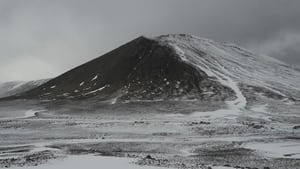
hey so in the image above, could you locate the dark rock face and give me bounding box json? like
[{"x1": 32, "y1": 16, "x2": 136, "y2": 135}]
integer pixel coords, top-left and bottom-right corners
[{"x1": 14, "y1": 36, "x2": 234, "y2": 102}]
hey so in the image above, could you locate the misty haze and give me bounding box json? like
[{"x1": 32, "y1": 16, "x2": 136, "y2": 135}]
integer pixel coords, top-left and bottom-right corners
[{"x1": 0, "y1": 1, "x2": 299, "y2": 169}]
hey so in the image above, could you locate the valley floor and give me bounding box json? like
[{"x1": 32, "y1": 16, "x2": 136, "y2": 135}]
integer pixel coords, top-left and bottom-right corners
[{"x1": 0, "y1": 97, "x2": 299, "y2": 169}]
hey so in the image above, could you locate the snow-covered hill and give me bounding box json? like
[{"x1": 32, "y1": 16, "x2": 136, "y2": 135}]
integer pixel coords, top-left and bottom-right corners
[
  {"x1": 157, "y1": 34, "x2": 300, "y2": 100},
  {"x1": 8, "y1": 34, "x2": 300, "y2": 104},
  {"x1": 0, "y1": 79, "x2": 49, "y2": 98}
]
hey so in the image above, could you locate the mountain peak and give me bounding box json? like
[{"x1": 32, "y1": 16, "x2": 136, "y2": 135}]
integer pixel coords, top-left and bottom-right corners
[
  {"x1": 5, "y1": 34, "x2": 300, "y2": 103},
  {"x1": 10, "y1": 35, "x2": 236, "y2": 102}
]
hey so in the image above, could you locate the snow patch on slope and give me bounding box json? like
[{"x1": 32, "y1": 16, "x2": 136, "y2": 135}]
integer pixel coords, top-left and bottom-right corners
[
  {"x1": 91, "y1": 75, "x2": 98, "y2": 81},
  {"x1": 82, "y1": 85, "x2": 108, "y2": 96},
  {"x1": 79, "y1": 82, "x2": 85, "y2": 86}
]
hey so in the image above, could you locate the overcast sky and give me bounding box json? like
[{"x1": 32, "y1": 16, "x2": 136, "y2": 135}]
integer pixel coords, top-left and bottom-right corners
[{"x1": 1, "y1": 0, "x2": 300, "y2": 82}]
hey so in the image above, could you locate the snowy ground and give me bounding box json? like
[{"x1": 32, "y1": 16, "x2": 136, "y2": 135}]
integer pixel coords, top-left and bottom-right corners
[{"x1": 0, "y1": 94, "x2": 299, "y2": 169}]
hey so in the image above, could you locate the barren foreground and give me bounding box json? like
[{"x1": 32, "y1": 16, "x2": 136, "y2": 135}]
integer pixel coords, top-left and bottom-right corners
[{"x1": 0, "y1": 95, "x2": 299, "y2": 169}]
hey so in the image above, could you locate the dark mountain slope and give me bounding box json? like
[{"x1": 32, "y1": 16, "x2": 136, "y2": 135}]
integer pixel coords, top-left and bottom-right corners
[{"x1": 13, "y1": 36, "x2": 234, "y2": 102}]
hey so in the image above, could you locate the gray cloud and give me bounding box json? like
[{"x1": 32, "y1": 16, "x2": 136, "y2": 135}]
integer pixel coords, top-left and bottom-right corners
[
  {"x1": 246, "y1": 31, "x2": 300, "y2": 65},
  {"x1": 1, "y1": 0, "x2": 300, "y2": 81}
]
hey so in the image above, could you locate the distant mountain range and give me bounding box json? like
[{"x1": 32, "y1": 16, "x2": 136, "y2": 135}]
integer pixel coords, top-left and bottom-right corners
[{"x1": 0, "y1": 79, "x2": 49, "y2": 98}]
